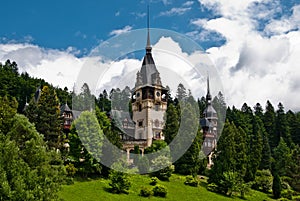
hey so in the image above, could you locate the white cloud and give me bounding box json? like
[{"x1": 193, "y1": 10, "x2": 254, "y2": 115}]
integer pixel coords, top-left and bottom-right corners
[
  {"x1": 109, "y1": 25, "x2": 133, "y2": 36},
  {"x1": 183, "y1": 1, "x2": 194, "y2": 7},
  {"x1": 193, "y1": 1, "x2": 300, "y2": 111},
  {"x1": 159, "y1": 7, "x2": 192, "y2": 16}
]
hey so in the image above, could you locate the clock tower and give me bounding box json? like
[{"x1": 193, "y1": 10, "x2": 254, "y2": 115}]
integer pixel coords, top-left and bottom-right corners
[{"x1": 131, "y1": 27, "x2": 168, "y2": 147}]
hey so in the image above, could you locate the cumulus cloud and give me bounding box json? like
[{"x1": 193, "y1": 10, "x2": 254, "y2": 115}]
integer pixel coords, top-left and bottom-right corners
[
  {"x1": 193, "y1": 0, "x2": 300, "y2": 111},
  {"x1": 109, "y1": 25, "x2": 133, "y2": 36}
]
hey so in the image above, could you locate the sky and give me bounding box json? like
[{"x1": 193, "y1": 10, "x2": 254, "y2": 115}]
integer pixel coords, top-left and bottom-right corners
[{"x1": 0, "y1": 0, "x2": 300, "y2": 111}]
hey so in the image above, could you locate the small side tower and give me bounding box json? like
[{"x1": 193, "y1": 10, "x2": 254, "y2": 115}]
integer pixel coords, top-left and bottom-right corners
[
  {"x1": 131, "y1": 24, "x2": 168, "y2": 147},
  {"x1": 201, "y1": 76, "x2": 218, "y2": 167}
]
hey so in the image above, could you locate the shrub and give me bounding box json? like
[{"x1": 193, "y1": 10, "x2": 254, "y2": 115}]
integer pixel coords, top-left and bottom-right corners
[
  {"x1": 253, "y1": 169, "x2": 273, "y2": 193},
  {"x1": 207, "y1": 183, "x2": 218, "y2": 192},
  {"x1": 150, "y1": 177, "x2": 158, "y2": 186},
  {"x1": 281, "y1": 189, "x2": 293, "y2": 200},
  {"x1": 153, "y1": 184, "x2": 168, "y2": 197},
  {"x1": 139, "y1": 186, "x2": 153, "y2": 197},
  {"x1": 65, "y1": 163, "x2": 77, "y2": 177},
  {"x1": 184, "y1": 175, "x2": 199, "y2": 187},
  {"x1": 108, "y1": 170, "x2": 131, "y2": 194}
]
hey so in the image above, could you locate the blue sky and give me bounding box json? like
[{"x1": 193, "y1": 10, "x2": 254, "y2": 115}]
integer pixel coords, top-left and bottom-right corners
[
  {"x1": 0, "y1": 0, "x2": 300, "y2": 111},
  {"x1": 0, "y1": 0, "x2": 223, "y2": 54}
]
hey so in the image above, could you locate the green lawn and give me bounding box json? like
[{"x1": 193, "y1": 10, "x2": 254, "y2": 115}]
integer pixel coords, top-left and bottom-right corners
[{"x1": 59, "y1": 174, "x2": 274, "y2": 201}]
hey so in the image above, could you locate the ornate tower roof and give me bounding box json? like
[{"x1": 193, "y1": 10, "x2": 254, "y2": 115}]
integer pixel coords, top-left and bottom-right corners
[
  {"x1": 136, "y1": 7, "x2": 161, "y2": 87},
  {"x1": 204, "y1": 75, "x2": 217, "y2": 119}
]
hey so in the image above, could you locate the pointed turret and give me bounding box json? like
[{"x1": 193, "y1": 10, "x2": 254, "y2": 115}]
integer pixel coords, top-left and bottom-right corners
[
  {"x1": 206, "y1": 75, "x2": 212, "y2": 104},
  {"x1": 139, "y1": 6, "x2": 161, "y2": 86}
]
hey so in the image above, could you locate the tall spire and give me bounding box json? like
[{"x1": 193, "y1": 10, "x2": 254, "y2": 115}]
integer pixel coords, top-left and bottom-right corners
[
  {"x1": 146, "y1": 5, "x2": 152, "y2": 54},
  {"x1": 206, "y1": 74, "x2": 212, "y2": 103}
]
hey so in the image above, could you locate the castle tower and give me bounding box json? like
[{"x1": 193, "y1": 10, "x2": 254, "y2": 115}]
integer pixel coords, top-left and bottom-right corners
[
  {"x1": 200, "y1": 76, "x2": 218, "y2": 167},
  {"x1": 131, "y1": 25, "x2": 168, "y2": 147}
]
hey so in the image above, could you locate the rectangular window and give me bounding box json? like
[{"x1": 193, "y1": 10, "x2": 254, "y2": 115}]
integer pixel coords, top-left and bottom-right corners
[{"x1": 138, "y1": 121, "x2": 143, "y2": 127}]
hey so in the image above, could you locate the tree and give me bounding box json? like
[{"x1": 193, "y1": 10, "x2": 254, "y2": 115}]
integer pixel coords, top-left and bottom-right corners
[
  {"x1": 272, "y1": 172, "x2": 281, "y2": 199},
  {"x1": 244, "y1": 116, "x2": 263, "y2": 182},
  {"x1": 263, "y1": 100, "x2": 276, "y2": 150},
  {"x1": 208, "y1": 120, "x2": 247, "y2": 195},
  {"x1": 68, "y1": 111, "x2": 103, "y2": 177},
  {"x1": 272, "y1": 138, "x2": 291, "y2": 176},
  {"x1": 172, "y1": 102, "x2": 201, "y2": 176},
  {"x1": 0, "y1": 114, "x2": 66, "y2": 201},
  {"x1": 253, "y1": 169, "x2": 273, "y2": 193},
  {"x1": 259, "y1": 123, "x2": 272, "y2": 170},
  {"x1": 163, "y1": 103, "x2": 179, "y2": 144},
  {"x1": 176, "y1": 83, "x2": 187, "y2": 101},
  {"x1": 287, "y1": 145, "x2": 300, "y2": 191},
  {"x1": 25, "y1": 85, "x2": 63, "y2": 149},
  {"x1": 275, "y1": 103, "x2": 292, "y2": 147}
]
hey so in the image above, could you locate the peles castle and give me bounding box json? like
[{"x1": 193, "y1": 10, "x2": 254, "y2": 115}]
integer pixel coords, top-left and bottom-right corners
[{"x1": 58, "y1": 27, "x2": 218, "y2": 167}]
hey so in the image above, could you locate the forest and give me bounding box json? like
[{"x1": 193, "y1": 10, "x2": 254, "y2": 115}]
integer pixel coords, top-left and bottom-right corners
[{"x1": 0, "y1": 59, "x2": 300, "y2": 200}]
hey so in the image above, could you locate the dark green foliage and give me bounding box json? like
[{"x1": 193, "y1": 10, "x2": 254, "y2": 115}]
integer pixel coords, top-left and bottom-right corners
[
  {"x1": 272, "y1": 173, "x2": 282, "y2": 199},
  {"x1": 163, "y1": 103, "x2": 179, "y2": 144},
  {"x1": 275, "y1": 103, "x2": 293, "y2": 147},
  {"x1": 0, "y1": 113, "x2": 66, "y2": 201},
  {"x1": 96, "y1": 89, "x2": 111, "y2": 112},
  {"x1": 253, "y1": 169, "x2": 273, "y2": 193},
  {"x1": 259, "y1": 126, "x2": 272, "y2": 170},
  {"x1": 286, "y1": 145, "x2": 300, "y2": 191},
  {"x1": 150, "y1": 177, "x2": 158, "y2": 186},
  {"x1": 153, "y1": 184, "x2": 168, "y2": 197},
  {"x1": 245, "y1": 116, "x2": 263, "y2": 182},
  {"x1": 184, "y1": 175, "x2": 199, "y2": 187},
  {"x1": 108, "y1": 170, "x2": 131, "y2": 194},
  {"x1": 272, "y1": 138, "x2": 291, "y2": 176},
  {"x1": 65, "y1": 163, "x2": 78, "y2": 177},
  {"x1": 68, "y1": 111, "x2": 103, "y2": 177},
  {"x1": 25, "y1": 85, "x2": 63, "y2": 149},
  {"x1": 263, "y1": 100, "x2": 276, "y2": 150},
  {"x1": 173, "y1": 102, "x2": 201, "y2": 176},
  {"x1": 0, "y1": 96, "x2": 18, "y2": 134},
  {"x1": 208, "y1": 120, "x2": 247, "y2": 195},
  {"x1": 139, "y1": 186, "x2": 153, "y2": 197}
]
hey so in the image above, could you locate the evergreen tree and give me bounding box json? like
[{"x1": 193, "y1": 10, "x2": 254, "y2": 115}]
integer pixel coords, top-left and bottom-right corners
[
  {"x1": 287, "y1": 145, "x2": 300, "y2": 191},
  {"x1": 272, "y1": 172, "x2": 281, "y2": 199},
  {"x1": 26, "y1": 85, "x2": 63, "y2": 149},
  {"x1": 272, "y1": 138, "x2": 291, "y2": 177},
  {"x1": 254, "y1": 102, "x2": 264, "y2": 120},
  {"x1": 172, "y1": 102, "x2": 200, "y2": 175},
  {"x1": 68, "y1": 111, "x2": 103, "y2": 177},
  {"x1": 263, "y1": 100, "x2": 276, "y2": 150},
  {"x1": 176, "y1": 83, "x2": 187, "y2": 101},
  {"x1": 259, "y1": 122, "x2": 272, "y2": 170},
  {"x1": 286, "y1": 110, "x2": 300, "y2": 145},
  {"x1": 244, "y1": 116, "x2": 263, "y2": 182},
  {"x1": 208, "y1": 120, "x2": 247, "y2": 194},
  {"x1": 275, "y1": 103, "x2": 292, "y2": 147},
  {"x1": 163, "y1": 103, "x2": 179, "y2": 144}
]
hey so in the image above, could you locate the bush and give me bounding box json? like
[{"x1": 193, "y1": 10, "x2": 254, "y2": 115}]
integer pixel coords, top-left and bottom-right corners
[
  {"x1": 153, "y1": 184, "x2": 168, "y2": 197},
  {"x1": 207, "y1": 183, "x2": 218, "y2": 192},
  {"x1": 253, "y1": 169, "x2": 273, "y2": 193},
  {"x1": 139, "y1": 186, "x2": 153, "y2": 197},
  {"x1": 108, "y1": 170, "x2": 131, "y2": 194},
  {"x1": 281, "y1": 189, "x2": 293, "y2": 200},
  {"x1": 65, "y1": 163, "x2": 77, "y2": 177},
  {"x1": 184, "y1": 175, "x2": 199, "y2": 187},
  {"x1": 150, "y1": 177, "x2": 158, "y2": 186}
]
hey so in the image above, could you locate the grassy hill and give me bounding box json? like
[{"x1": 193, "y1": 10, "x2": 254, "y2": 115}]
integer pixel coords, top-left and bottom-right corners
[{"x1": 59, "y1": 174, "x2": 274, "y2": 201}]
